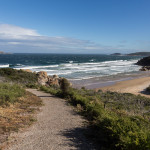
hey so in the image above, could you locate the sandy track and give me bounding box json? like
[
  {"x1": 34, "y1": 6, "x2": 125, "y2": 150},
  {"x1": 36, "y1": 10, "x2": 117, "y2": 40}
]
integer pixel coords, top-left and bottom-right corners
[{"x1": 6, "y1": 89, "x2": 95, "y2": 150}]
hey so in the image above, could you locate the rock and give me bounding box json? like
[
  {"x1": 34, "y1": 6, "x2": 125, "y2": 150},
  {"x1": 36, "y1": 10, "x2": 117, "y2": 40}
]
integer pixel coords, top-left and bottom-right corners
[
  {"x1": 53, "y1": 75, "x2": 59, "y2": 78},
  {"x1": 36, "y1": 71, "x2": 70, "y2": 87},
  {"x1": 140, "y1": 66, "x2": 150, "y2": 71},
  {"x1": 47, "y1": 76, "x2": 59, "y2": 86},
  {"x1": 37, "y1": 71, "x2": 48, "y2": 85},
  {"x1": 136, "y1": 56, "x2": 150, "y2": 66}
]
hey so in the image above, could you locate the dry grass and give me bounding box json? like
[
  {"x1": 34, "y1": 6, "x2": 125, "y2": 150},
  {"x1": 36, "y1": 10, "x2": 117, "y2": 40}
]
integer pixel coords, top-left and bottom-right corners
[{"x1": 0, "y1": 91, "x2": 43, "y2": 149}]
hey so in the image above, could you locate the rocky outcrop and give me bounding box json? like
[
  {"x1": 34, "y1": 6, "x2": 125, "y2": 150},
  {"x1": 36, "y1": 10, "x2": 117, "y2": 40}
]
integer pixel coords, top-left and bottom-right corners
[
  {"x1": 136, "y1": 56, "x2": 150, "y2": 71},
  {"x1": 37, "y1": 71, "x2": 49, "y2": 85},
  {"x1": 36, "y1": 71, "x2": 63, "y2": 87},
  {"x1": 139, "y1": 66, "x2": 150, "y2": 71},
  {"x1": 20, "y1": 69, "x2": 70, "y2": 87},
  {"x1": 136, "y1": 56, "x2": 150, "y2": 66}
]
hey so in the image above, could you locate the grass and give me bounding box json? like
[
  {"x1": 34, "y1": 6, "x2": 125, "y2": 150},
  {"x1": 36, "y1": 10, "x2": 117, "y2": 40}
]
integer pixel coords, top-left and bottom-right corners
[
  {"x1": 0, "y1": 83, "x2": 42, "y2": 149},
  {"x1": 0, "y1": 83, "x2": 25, "y2": 106},
  {"x1": 0, "y1": 68, "x2": 38, "y2": 86}
]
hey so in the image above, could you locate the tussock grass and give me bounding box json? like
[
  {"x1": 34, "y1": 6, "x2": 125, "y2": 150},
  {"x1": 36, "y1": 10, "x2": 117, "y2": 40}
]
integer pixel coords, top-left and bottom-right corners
[{"x1": 0, "y1": 83, "x2": 42, "y2": 149}]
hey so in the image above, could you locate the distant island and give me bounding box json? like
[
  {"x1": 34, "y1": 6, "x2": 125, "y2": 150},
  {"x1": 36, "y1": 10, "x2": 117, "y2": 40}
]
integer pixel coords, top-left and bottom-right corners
[
  {"x1": 110, "y1": 53, "x2": 122, "y2": 56},
  {"x1": 127, "y1": 52, "x2": 150, "y2": 56},
  {"x1": 110, "y1": 52, "x2": 150, "y2": 56}
]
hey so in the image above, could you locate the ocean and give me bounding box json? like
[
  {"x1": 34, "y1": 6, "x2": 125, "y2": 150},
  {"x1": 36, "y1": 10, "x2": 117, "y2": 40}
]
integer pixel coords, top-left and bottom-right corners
[{"x1": 0, "y1": 53, "x2": 144, "y2": 88}]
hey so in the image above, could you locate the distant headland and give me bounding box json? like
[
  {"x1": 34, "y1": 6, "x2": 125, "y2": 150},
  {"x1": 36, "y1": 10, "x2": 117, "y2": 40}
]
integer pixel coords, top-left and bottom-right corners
[{"x1": 111, "y1": 52, "x2": 150, "y2": 56}]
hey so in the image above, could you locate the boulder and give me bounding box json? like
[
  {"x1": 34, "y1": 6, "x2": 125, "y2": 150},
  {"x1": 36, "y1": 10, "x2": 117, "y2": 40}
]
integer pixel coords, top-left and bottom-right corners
[
  {"x1": 47, "y1": 76, "x2": 60, "y2": 86},
  {"x1": 53, "y1": 75, "x2": 59, "y2": 78},
  {"x1": 37, "y1": 71, "x2": 48, "y2": 85},
  {"x1": 36, "y1": 71, "x2": 69, "y2": 87}
]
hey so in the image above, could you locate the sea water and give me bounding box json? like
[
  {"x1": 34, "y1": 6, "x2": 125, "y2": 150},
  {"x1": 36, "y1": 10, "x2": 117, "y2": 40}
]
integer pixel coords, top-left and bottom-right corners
[{"x1": 0, "y1": 53, "x2": 144, "y2": 88}]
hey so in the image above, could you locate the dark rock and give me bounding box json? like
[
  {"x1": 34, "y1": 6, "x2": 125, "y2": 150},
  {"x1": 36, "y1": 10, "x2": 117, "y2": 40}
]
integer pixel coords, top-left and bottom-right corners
[
  {"x1": 139, "y1": 66, "x2": 150, "y2": 71},
  {"x1": 136, "y1": 56, "x2": 150, "y2": 66}
]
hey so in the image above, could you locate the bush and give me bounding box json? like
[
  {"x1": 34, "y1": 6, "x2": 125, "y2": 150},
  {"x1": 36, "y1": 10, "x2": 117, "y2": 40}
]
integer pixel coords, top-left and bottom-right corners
[
  {"x1": 60, "y1": 78, "x2": 71, "y2": 97},
  {"x1": 37, "y1": 80, "x2": 150, "y2": 149},
  {"x1": 0, "y1": 68, "x2": 38, "y2": 85},
  {"x1": 0, "y1": 83, "x2": 25, "y2": 105}
]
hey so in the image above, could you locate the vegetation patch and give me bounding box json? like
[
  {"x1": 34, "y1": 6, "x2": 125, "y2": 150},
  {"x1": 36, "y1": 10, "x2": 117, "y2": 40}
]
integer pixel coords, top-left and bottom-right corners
[
  {"x1": 0, "y1": 83, "x2": 42, "y2": 149},
  {"x1": 40, "y1": 81, "x2": 150, "y2": 150},
  {"x1": 0, "y1": 68, "x2": 38, "y2": 86},
  {"x1": 1, "y1": 69, "x2": 150, "y2": 149}
]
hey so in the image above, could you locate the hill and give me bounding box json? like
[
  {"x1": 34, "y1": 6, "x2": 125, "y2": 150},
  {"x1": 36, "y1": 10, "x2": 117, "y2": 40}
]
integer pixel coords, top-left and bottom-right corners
[
  {"x1": 110, "y1": 53, "x2": 122, "y2": 56},
  {"x1": 127, "y1": 52, "x2": 150, "y2": 56}
]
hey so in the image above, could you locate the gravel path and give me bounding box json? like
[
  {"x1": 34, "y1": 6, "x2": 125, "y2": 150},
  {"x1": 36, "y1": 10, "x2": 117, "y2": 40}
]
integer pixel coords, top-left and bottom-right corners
[{"x1": 6, "y1": 89, "x2": 95, "y2": 150}]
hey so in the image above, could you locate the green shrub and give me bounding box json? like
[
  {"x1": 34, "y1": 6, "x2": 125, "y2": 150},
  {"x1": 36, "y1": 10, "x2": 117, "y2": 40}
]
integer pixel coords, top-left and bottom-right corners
[
  {"x1": 0, "y1": 68, "x2": 38, "y2": 85},
  {"x1": 0, "y1": 83, "x2": 25, "y2": 105},
  {"x1": 60, "y1": 78, "x2": 70, "y2": 97},
  {"x1": 38, "y1": 80, "x2": 150, "y2": 149},
  {"x1": 40, "y1": 85, "x2": 60, "y2": 95}
]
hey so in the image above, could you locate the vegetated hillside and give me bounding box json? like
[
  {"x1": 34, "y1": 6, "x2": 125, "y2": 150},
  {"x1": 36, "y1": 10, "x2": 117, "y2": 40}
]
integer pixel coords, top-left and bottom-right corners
[
  {"x1": 40, "y1": 83, "x2": 150, "y2": 150},
  {"x1": 136, "y1": 56, "x2": 150, "y2": 66},
  {"x1": 127, "y1": 52, "x2": 150, "y2": 56},
  {"x1": 0, "y1": 68, "x2": 150, "y2": 149}
]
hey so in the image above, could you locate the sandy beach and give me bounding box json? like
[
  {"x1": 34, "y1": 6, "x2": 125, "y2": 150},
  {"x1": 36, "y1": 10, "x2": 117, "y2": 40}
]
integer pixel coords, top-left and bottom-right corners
[{"x1": 97, "y1": 76, "x2": 150, "y2": 97}]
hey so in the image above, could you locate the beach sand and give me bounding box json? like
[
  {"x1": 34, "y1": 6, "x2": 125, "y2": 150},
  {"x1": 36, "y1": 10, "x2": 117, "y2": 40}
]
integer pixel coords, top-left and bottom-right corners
[{"x1": 97, "y1": 76, "x2": 150, "y2": 97}]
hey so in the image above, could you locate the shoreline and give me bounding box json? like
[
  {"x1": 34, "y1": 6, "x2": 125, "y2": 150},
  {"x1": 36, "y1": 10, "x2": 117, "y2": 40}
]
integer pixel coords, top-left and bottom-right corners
[
  {"x1": 70, "y1": 71, "x2": 150, "y2": 97},
  {"x1": 96, "y1": 75, "x2": 150, "y2": 96},
  {"x1": 70, "y1": 71, "x2": 150, "y2": 90}
]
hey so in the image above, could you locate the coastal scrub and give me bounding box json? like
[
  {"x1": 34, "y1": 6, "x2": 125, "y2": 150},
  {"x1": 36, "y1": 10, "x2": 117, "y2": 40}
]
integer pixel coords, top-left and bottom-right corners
[
  {"x1": 40, "y1": 85, "x2": 150, "y2": 150},
  {"x1": 0, "y1": 83, "x2": 42, "y2": 149}
]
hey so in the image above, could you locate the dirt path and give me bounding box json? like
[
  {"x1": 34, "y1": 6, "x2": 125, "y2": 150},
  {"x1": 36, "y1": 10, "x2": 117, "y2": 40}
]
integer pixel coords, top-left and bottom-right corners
[{"x1": 6, "y1": 89, "x2": 95, "y2": 150}]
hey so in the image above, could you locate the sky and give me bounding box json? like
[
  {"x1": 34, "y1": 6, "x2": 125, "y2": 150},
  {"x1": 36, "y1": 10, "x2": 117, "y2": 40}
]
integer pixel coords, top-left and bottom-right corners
[{"x1": 0, "y1": 0, "x2": 150, "y2": 54}]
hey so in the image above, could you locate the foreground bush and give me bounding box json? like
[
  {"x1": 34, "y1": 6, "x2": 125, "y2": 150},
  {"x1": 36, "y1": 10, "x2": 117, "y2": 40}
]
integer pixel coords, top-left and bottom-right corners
[
  {"x1": 0, "y1": 83, "x2": 25, "y2": 105},
  {"x1": 40, "y1": 85, "x2": 150, "y2": 150},
  {"x1": 0, "y1": 68, "x2": 38, "y2": 85},
  {"x1": 0, "y1": 83, "x2": 42, "y2": 148}
]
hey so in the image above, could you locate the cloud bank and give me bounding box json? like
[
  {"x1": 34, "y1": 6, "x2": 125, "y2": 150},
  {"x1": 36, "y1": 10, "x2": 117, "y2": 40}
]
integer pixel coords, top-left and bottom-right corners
[{"x1": 0, "y1": 24, "x2": 144, "y2": 54}]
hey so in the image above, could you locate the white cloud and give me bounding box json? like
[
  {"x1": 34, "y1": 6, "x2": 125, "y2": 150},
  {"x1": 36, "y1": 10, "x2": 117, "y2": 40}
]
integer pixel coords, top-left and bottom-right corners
[
  {"x1": 0, "y1": 24, "x2": 144, "y2": 53},
  {"x1": 0, "y1": 24, "x2": 39, "y2": 39}
]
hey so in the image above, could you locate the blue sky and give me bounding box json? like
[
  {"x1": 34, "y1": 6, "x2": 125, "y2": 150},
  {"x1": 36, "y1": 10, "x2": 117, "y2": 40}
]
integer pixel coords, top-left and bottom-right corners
[{"x1": 0, "y1": 0, "x2": 150, "y2": 54}]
